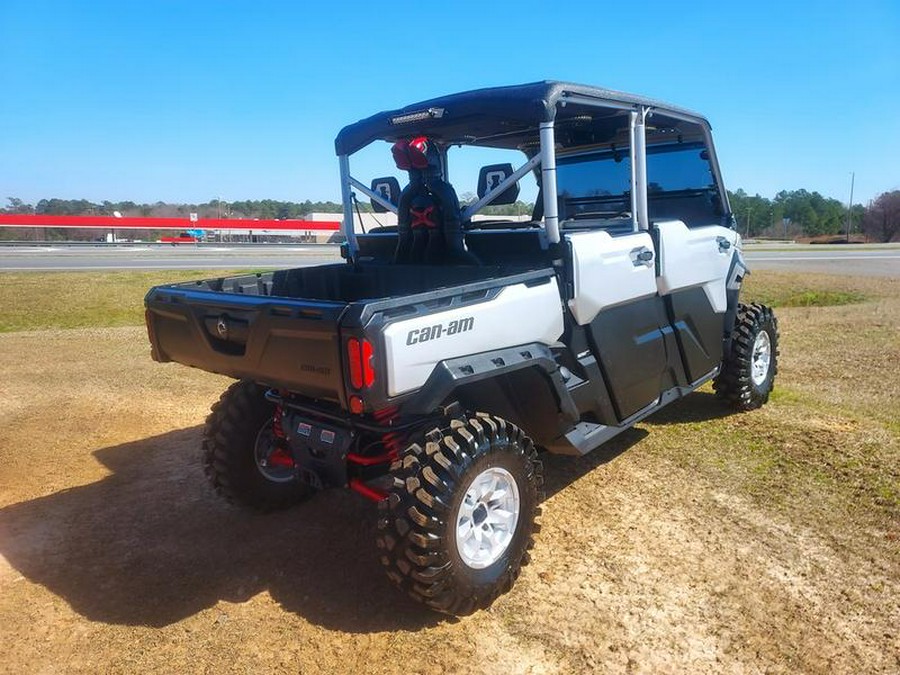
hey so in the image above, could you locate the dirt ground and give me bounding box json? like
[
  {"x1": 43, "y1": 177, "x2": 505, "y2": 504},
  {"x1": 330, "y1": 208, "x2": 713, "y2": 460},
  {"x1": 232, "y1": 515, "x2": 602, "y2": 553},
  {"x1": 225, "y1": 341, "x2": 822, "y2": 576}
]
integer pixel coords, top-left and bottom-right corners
[{"x1": 0, "y1": 275, "x2": 898, "y2": 674}]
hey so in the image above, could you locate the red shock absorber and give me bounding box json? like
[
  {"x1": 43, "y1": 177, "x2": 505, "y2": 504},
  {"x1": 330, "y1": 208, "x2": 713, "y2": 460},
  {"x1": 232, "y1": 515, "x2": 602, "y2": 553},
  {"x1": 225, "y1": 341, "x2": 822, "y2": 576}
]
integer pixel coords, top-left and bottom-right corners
[
  {"x1": 272, "y1": 403, "x2": 286, "y2": 439},
  {"x1": 347, "y1": 406, "x2": 401, "y2": 502},
  {"x1": 347, "y1": 406, "x2": 403, "y2": 467},
  {"x1": 375, "y1": 406, "x2": 402, "y2": 463},
  {"x1": 266, "y1": 402, "x2": 294, "y2": 469}
]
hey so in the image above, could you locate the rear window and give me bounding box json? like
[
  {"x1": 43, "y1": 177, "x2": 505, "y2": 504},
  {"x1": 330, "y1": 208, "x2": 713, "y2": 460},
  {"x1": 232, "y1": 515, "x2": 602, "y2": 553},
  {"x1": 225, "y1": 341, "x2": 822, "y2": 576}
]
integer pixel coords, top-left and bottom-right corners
[
  {"x1": 557, "y1": 150, "x2": 631, "y2": 200},
  {"x1": 646, "y1": 143, "x2": 716, "y2": 193},
  {"x1": 557, "y1": 142, "x2": 721, "y2": 226}
]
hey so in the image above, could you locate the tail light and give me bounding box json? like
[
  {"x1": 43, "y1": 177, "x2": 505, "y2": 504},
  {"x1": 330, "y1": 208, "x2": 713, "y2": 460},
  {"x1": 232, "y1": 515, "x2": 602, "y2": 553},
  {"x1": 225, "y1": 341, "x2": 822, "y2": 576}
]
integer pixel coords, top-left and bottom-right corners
[{"x1": 346, "y1": 337, "x2": 375, "y2": 389}]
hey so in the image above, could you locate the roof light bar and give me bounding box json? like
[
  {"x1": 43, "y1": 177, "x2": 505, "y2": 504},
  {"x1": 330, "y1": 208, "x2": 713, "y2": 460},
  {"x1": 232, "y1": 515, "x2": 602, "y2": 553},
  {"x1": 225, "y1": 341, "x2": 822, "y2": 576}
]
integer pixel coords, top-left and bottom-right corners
[{"x1": 390, "y1": 108, "x2": 445, "y2": 125}]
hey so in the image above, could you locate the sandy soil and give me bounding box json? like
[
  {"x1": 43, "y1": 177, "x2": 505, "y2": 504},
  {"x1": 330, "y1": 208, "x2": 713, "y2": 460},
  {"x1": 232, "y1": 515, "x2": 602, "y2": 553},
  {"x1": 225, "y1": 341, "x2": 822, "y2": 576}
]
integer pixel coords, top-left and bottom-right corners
[{"x1": 0, "y1": 321, "x2": 897, "y2": 674}]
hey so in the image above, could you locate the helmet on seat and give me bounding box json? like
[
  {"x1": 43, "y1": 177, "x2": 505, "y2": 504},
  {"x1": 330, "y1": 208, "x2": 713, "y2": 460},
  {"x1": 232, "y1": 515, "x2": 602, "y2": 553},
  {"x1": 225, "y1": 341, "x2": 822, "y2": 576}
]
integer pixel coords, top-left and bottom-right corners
[
  {"x1": 391, "y1": 136, "x2": 440, "y2": 171},
  {"x1": 390, "y1": 137, "x2": 479, "y2": 266}
]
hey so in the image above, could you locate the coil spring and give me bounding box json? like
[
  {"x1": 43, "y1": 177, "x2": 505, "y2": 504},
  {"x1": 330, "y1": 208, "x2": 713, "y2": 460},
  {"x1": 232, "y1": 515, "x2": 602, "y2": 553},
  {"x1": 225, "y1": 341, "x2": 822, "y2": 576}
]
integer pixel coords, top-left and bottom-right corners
[
  {"x1": 374, "y1": 406, "x2": 402, "y2": 460},
  {"x1": 272, "y1": 403, "x2": 286, "y2": 439}
]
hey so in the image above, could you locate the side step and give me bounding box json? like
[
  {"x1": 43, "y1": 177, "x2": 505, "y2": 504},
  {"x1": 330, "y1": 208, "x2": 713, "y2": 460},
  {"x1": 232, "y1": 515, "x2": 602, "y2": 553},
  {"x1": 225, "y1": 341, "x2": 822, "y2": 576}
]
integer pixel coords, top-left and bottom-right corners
[{"x1": 546, "y1": 367, "x2": 719, "y2": 456}]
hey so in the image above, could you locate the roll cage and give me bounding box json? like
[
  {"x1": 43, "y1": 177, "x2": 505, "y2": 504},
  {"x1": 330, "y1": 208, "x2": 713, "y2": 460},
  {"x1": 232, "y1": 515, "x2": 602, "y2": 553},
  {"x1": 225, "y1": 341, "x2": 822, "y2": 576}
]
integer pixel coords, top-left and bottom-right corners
[{"x1": 335, "y1": 81, "x2": 732, "y2": 261}]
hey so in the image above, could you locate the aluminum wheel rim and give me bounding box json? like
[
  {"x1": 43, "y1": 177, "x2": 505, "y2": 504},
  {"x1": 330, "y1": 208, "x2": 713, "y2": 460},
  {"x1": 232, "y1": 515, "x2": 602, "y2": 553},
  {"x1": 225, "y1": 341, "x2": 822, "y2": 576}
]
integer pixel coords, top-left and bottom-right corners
[
  {"x1": 254, "y1": 421, "x2": 295, "y2": 483},
  {"x1": 751, "y1": 330, "x2": 772, "y2": 386},
  {"x1": 455, "y1": 467, "x2": 520, "y2": 570}
]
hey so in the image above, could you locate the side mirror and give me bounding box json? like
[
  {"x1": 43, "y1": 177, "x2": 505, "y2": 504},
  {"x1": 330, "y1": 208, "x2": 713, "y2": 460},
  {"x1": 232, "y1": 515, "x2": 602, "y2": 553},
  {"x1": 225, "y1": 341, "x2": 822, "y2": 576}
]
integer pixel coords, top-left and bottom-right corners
[
  {"x1": 370, "y1": 177, "x2": 400, "y2": 213},
  {"x1": 477, "y1": 164, "x2": 519, "y2": 205}
]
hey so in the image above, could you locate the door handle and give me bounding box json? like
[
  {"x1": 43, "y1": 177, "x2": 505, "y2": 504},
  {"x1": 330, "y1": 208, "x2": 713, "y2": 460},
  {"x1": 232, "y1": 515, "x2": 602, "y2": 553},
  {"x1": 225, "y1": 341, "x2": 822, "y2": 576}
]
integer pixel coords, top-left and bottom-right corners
[
  {"x1": 716, "y1": 236, "x2": 732, "y2": 252},
  {"x1": 630, "y1": 246, "x2": 654, "y2": 267}
]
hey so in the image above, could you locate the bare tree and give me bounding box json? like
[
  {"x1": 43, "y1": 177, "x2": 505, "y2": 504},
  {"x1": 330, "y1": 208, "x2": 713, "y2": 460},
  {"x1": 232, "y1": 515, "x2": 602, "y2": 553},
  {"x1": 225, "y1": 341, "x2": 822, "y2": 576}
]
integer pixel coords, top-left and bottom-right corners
[{"x1": 862, "y1": 191, "x2": 900, "y2": 242}]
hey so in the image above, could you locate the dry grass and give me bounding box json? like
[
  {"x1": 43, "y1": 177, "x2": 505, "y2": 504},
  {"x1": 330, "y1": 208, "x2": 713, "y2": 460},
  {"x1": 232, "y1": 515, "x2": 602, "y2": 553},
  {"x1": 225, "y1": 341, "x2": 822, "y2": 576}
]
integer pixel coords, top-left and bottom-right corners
[
  {"x1": 0, "y1": 269, "x2": 898, "y2": 674},
  {"x1": 640, "y1": 272, "x2": 900, "y2": 527},
  {"x1": 741, "y1": 270, "x2": 881, "y2": 307},
  {"x1": 0, "y1": 270, "x2": 248, "y2": 332}
]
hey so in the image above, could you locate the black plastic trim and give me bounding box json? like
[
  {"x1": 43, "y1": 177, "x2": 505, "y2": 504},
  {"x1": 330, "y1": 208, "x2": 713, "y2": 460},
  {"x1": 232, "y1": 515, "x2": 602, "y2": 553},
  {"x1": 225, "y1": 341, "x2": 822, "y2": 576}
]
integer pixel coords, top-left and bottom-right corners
[
  {"x1": 401, "y1": 343, "x2": 579, "y2": 423},
  {"x1": 723, "y1": 249, "x2": 747, "y2": 354}
]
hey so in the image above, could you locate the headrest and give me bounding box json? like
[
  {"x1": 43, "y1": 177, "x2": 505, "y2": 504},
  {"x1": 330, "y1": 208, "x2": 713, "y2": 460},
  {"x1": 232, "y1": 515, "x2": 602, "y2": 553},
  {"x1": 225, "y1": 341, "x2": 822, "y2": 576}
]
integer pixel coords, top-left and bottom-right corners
[{"x1": 392, "y1": 136, "x2": 434, "y2": 171}]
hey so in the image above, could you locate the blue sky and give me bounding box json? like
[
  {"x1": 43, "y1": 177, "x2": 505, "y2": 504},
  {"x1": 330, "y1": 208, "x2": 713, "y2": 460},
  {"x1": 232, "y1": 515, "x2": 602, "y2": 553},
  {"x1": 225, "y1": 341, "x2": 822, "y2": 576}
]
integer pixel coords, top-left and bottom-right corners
[{"x1": 1, "y1": 0, "x2": 897, "y2": 207}]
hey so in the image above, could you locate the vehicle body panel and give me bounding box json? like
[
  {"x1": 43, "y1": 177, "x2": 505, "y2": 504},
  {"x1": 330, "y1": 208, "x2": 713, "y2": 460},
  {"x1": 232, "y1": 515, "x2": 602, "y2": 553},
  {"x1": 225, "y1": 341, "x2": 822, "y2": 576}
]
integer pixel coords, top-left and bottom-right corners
[
  {"x1": 381, "y1": 279, "x2": 564, "y2": 397},
  {"x1": 566, "y1": 229, "x2": 658, "y2": 324}
]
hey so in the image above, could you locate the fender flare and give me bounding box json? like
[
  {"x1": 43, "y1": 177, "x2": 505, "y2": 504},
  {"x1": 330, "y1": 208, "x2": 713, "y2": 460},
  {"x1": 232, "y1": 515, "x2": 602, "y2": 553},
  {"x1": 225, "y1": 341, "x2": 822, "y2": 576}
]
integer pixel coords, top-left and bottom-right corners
[
  {"x1": 401, "y1": 342, "x2": 579, "y2": 425},
  {"x1": 723, "y1": 248, "x2": 749, "y2": 352}
]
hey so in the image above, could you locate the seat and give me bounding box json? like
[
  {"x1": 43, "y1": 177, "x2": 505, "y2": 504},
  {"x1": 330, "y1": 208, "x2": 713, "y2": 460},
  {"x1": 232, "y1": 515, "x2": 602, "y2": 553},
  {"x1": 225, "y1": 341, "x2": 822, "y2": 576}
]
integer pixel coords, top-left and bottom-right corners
[{"x1": 392, "y1": 137, "x2": 479, "y2": 265}]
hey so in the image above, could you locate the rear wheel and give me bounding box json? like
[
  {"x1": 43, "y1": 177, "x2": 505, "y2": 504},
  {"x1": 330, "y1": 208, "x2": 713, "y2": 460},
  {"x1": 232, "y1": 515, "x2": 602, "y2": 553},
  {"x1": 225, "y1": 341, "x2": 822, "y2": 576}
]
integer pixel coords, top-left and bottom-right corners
[
  {"x1": 714, "y1": 303, "x2": 779, "y2": 410},
  {"x1": 202, "y1": 380, "x2": 313, "y2": 511},
  {"x1": 376, "y1": 413, "x2": 542, "y2": 615}
]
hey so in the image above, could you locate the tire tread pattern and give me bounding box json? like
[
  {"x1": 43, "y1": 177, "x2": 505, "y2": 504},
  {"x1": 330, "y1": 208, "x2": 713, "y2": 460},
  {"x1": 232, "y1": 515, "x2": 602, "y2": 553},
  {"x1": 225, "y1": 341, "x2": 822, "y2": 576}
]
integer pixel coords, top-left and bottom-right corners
[
  {"x1": 376, "y1": 413, "x2": 543, "y2": 615},
  {"x1": 714, "y1": 302, "x2": 779, "y2": 410},
  {"x1": 202, "y1": 379, "x2": 311, "y2": 511}
]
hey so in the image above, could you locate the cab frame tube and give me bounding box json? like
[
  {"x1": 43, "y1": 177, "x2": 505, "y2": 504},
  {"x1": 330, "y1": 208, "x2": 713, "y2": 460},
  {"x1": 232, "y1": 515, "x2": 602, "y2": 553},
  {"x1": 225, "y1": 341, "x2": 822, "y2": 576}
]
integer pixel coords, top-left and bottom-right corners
[
  {"x1": 630, "y1": 108, "x2": 650, "y2": 232},
  {"x1": 539, "y1": 121, "x2": 560, "y2": 245}
]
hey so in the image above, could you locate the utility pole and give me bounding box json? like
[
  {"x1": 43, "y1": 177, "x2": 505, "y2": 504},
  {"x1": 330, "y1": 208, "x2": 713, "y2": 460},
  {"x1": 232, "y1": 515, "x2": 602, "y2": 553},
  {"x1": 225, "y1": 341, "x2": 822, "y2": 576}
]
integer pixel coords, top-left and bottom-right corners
[{"x1": 846, "y1": 172, "x2": 855, "y2": 243}]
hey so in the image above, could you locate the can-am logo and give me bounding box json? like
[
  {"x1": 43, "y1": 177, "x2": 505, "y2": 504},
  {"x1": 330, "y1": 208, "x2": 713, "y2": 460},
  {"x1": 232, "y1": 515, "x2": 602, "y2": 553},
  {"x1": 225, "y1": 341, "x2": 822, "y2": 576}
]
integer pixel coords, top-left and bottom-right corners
[{"x1": 406, "y1": 317, "x2": 474, "y2": 345}]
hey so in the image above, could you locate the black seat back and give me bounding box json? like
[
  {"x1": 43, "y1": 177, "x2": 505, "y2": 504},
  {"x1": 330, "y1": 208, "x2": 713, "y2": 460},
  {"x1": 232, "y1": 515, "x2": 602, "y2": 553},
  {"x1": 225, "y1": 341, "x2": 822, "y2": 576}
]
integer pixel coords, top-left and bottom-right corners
[{"x1": 392, "y1": 137, "x2": 479, "y2": 266}]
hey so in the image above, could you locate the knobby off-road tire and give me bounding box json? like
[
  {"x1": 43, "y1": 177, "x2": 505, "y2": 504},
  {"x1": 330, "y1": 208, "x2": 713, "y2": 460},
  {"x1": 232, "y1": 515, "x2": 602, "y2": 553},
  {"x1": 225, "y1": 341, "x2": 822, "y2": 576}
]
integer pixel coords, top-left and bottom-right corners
[
  {"x1": 377, "y1": 413, "x2": 543, "y2": 615},
  {"x1": 714, "y1": 302, "x2": 779, "y2": 410},
  {"x1": 202, "y1": 380, "x2": 313, "y2": 511}
]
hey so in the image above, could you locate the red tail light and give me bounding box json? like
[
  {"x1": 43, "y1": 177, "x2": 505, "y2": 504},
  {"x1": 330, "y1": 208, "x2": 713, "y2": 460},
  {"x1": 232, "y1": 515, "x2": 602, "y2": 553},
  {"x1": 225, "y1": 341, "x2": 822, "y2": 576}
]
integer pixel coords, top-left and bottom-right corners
[
  {"x1": 347, "y1": 338, "x2": 363, "y2": 388},
  {"x1": 346, "y1": 337, "x2": 375, "y2": 390},
  {"x1": 362, "y1": 339, "x2": 375, "y2": 387}
]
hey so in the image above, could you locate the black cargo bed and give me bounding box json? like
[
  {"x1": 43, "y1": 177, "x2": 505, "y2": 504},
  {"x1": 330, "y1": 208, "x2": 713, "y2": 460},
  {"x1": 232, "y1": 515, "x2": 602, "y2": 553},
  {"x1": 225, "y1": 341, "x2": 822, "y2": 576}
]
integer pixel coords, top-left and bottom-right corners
[
  {"x1": 144, "y1": 262, "x2": 550, "y2": 402},
  {"x1": 163, "y1": 263, "x2": 524, "y2": 303}
]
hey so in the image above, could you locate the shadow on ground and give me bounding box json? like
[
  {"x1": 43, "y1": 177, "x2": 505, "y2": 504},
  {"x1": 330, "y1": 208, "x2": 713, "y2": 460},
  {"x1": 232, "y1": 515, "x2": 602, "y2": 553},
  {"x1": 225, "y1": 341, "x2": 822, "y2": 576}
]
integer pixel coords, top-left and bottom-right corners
[
  {"x1": 643, "y1": 391, "x2": 734, "y2": 425},
  {"x1": 541, "y1": 427, "x2": 648, "y2": 499},
  {"x1": 0, "y1": 426, "x2": 441, "y2": 632},
  {"x1": 541, "y1": 391, "x2": 733, "y2": 498},
  {"x1": 0, "y1": 392, "x2": 733, "y2": 631}
]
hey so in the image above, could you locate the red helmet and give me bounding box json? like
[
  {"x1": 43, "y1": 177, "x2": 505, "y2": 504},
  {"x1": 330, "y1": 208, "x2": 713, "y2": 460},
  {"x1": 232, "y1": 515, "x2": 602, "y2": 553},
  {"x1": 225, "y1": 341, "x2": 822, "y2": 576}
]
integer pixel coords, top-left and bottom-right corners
[{"x1": 391, "y1": 136, "x2": 434, "y2": 170}]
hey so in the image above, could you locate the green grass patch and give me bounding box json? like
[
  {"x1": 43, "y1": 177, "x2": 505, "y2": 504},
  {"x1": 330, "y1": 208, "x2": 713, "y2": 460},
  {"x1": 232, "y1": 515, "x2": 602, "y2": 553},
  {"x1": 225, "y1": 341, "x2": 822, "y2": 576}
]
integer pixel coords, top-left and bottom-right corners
[
  {"x1": 745, "y1": 287, "x2": 866, "y2": 308},
  {"x1": 778, "y1": 289, "x2": 866, "y2": 307},
  {"x1": 646, "y1": 410, "x2": 899, "y2": 524},
  {"x1": 767, "y1": 386, "x2": 806, "y2": 405},
  {"x1": 739, "y1": 270, "x2": 891, "y2": 308},
  {"x1": 0, "y1": 270, "x2": 249, "y2": 332}
]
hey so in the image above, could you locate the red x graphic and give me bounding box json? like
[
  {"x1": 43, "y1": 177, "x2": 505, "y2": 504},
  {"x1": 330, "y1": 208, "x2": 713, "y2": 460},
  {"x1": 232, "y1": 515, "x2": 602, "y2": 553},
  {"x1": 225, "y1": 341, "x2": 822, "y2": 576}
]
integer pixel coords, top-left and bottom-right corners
[{"x1": 410, "y1": 206, "x2": 436, "y2": 229}]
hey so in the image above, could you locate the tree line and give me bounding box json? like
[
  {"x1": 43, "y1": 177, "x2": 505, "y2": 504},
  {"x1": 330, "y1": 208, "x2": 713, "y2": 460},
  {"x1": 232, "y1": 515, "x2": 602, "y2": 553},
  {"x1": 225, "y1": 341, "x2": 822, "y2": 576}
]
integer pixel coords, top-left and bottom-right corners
[
  {"x1": 2, "y1": 188, "x2": 899, "y2": 242},
  {"x1": 728, "y1": 188, "x2": 900, "y2": 242},
  {"x1": 1, "y1": 197, "x2": 353, "y2": 220}
]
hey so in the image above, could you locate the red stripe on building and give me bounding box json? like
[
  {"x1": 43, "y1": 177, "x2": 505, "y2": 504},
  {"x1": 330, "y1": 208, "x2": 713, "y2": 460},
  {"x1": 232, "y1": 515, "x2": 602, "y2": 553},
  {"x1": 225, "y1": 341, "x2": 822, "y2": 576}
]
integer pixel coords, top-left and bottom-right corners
[{"x1": 0, "y1": 214, "x2": 341, "y2": 231}]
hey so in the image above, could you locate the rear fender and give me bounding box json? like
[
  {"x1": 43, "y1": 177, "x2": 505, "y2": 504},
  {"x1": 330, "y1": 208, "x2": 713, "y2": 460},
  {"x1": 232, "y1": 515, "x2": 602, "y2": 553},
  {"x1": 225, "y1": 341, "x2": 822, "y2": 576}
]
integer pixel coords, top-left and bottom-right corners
[{"x1": 400, "y1": 343, "x2": 579, "y2": 445}]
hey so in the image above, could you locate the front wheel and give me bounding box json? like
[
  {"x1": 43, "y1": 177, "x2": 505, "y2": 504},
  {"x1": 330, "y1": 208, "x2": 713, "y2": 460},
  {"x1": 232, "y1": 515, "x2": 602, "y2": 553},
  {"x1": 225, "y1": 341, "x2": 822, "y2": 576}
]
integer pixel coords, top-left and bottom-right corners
[
  {"x1": 714, "y1": 303, "x2": 779, "y2": 410},
  {"x1": 376, "y1": 413, "x2": 543, "y2": 615}
]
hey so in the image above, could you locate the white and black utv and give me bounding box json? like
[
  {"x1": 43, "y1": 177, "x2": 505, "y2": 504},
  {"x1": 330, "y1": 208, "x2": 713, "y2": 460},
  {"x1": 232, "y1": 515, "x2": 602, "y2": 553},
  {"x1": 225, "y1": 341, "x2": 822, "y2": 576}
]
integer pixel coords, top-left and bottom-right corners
[{"x1": 145, "y1": 81, "x2": 779, "y2": 615}]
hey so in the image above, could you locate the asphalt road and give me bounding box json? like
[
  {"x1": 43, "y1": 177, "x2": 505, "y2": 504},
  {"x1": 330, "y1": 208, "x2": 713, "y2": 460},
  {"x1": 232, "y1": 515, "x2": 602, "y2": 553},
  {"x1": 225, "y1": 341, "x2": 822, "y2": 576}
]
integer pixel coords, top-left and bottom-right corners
[
  {"x1": 0, "y1": 245, "x2": 341, "y2": 271},
  {"x1": 1, "y1": 243, "x2": 898, "y2": 277},
  {"x1": 742, "y1": 246, "x2": 900, "y2": 277}
]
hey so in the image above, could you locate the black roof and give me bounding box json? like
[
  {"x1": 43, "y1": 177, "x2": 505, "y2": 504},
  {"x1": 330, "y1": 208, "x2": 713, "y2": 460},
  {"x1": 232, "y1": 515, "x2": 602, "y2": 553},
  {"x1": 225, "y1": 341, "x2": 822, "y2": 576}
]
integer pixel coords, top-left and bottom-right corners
[{"x1": 334, "y1": 81, "x2": 709, "y2": 155}]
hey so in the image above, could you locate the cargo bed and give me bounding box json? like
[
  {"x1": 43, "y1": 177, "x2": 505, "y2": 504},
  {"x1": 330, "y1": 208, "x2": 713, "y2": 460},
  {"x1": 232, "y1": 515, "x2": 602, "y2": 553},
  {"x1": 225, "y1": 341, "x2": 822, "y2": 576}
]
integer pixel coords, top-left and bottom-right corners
[{"x1": 144, "y1": 262, "x2": 552, "y2": 403}]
